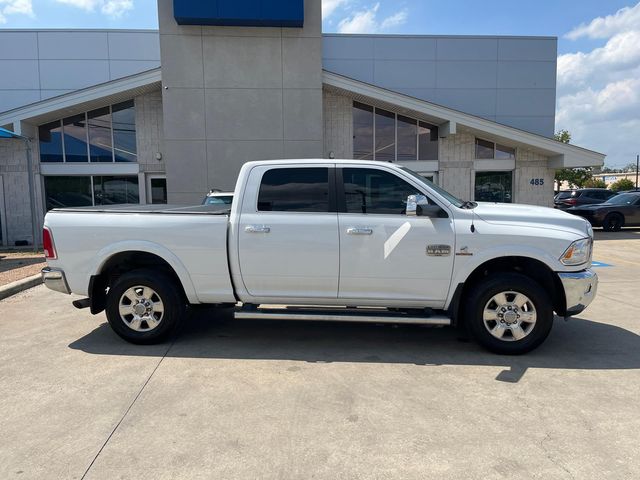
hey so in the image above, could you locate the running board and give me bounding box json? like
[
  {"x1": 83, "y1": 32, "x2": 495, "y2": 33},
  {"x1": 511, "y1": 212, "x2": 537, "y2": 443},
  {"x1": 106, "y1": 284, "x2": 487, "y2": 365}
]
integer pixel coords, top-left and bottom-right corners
[{"x1": 234, "y1": 306, "x2": 451, "y2": 326}]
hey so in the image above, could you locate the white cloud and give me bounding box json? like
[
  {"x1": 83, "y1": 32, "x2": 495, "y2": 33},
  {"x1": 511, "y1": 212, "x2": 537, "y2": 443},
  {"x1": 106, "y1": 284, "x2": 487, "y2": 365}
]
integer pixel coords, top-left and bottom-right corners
[
  {"x1": 54, "y1": 0, "x2": 133, "y2": 17},
  {"x1": 0, "y1": 0, "x2": 33, "y2": 23},
  {"x1": 380, "y1": 8, "x2": 408, "y2": 30},
  {"x1": 557, "y1": 5, "x2": 640, "y2": 168},
  {"x1": 337, "y1": 3, "x2": 408, "y2": 34},
  {"x1": 566, "y1": 2, "x2": 640, "y2": 40},
  {"x1": 322, "y1": 0, "x2": 352, "y2": 20}
]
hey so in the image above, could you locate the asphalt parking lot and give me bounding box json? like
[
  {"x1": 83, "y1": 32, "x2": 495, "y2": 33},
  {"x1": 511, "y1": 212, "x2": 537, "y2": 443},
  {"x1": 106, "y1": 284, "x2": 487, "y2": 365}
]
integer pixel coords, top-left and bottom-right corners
[{"x1": 1, "y1": 229, "x2": 639, "y2": 480}]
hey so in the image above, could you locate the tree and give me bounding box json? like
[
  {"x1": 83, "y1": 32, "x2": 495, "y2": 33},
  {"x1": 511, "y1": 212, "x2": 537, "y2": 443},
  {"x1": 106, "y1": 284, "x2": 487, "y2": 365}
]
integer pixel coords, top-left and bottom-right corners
[
  {"x1": 583, "y1": 178, "x2": 606, "y2": 188},
  {"x1": 610, "y1": 178, "x2": 636, "y2": 192},
  {"x1": 553, "y1": 130, "x2": 595, "y2": 191}
]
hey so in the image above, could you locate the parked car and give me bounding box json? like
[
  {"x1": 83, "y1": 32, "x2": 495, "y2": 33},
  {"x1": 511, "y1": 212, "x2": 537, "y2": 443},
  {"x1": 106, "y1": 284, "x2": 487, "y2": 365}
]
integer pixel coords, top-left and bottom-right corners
[
  {"x1": 202, "y1": 189, "x2": 233, "y2": 206},
  {"x1": 554, "y1": 188, "x2": 617, "y2": 210},
  {"x1": 567, "y1": 192, "x2": 640, "y2": 231},
  {"x1": 41, "y1": 159, "x2": 598, "y2": 355}
]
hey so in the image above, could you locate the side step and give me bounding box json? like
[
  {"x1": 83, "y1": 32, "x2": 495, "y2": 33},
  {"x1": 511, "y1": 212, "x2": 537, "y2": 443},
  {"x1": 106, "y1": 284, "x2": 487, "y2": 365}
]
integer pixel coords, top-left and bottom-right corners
[{"x1": 234, "y1": 305, "x2": 451, "y2": 326}]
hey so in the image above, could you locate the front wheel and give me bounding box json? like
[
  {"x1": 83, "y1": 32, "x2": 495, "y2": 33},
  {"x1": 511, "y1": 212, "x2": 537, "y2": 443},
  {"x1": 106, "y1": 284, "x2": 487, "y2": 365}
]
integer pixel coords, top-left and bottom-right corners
[
  {"x1": 105, "y1": 269, "x2": 186, "y2": 344},
  {"x1": 464, "y1": 273, "x2": 553, "y2": 355},
  {"x1": 603, "y1": 213, "x2": 623, "y2": 232}
]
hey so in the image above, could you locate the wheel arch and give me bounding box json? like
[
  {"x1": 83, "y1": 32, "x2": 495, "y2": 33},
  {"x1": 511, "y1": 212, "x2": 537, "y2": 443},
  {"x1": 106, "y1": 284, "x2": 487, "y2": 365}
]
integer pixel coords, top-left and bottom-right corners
[
  {"x1": 88, "y1": 243, "x2": 198, "y2": 314},
  {"x1": 448, "y1": 256, "x2": 567, "y2": 325}
]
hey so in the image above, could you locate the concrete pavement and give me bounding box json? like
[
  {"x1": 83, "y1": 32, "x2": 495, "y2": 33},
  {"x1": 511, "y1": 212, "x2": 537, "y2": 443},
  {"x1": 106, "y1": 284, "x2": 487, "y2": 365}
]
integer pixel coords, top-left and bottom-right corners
[{"x1": 1, "y1": 229, "x2": 639, "y2": 479}]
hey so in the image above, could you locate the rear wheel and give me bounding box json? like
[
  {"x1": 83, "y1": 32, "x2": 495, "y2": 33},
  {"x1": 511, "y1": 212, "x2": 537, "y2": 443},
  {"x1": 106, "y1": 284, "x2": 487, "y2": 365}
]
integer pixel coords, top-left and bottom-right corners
[
  {"x1": 603, "y1": 213, "x2": 624, "y2": 232},
  {"x1": 464, "y1": 273, "x2": 553, "y2": 355},
  {"x1": 105, "y1": 269, "x2": 185, "y2": 344}
]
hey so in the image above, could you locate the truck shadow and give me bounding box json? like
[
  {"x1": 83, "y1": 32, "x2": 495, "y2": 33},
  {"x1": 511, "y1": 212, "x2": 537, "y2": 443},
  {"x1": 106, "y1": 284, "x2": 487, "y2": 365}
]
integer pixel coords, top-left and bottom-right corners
[
  {"x1": 69, "y1": 309, "x2": 640, "y2": 383},
  {"x1": 594, "y1": 227, "x2": 640, "y2": 241}
]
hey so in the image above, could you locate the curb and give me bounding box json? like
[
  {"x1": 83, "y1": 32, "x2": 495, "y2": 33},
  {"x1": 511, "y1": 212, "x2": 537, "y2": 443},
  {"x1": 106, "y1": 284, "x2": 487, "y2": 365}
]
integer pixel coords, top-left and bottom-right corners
[{"x1": 0, "y1": 274, "x2": 43, "y2": 301}]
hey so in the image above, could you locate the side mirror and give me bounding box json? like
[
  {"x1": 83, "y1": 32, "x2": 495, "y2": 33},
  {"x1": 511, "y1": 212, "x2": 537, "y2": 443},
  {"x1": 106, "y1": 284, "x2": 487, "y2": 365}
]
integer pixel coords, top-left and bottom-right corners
[{"x1": 406, "y1": 195, "x2": 447, "y2": 218}]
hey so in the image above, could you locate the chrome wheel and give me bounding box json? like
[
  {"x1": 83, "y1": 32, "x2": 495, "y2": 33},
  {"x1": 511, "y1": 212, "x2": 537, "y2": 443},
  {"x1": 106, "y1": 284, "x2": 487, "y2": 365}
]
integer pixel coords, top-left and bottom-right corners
[
  {"x1": 483, "y1": 291, "x2": 537, "y2": 342},
  {"x1": 118, "y1": 286, "x2": 164, "y2": 332}
]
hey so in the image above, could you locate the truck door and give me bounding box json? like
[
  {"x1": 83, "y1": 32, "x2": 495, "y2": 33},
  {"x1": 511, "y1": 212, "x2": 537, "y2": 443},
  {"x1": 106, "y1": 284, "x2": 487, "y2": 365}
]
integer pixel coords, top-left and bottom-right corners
[
  {"x1": 337, "y1": 166, "x2": 455, "y2": 306},
  {"x1": 237, "y1": 165, "x2": 339, "y2": 299}
]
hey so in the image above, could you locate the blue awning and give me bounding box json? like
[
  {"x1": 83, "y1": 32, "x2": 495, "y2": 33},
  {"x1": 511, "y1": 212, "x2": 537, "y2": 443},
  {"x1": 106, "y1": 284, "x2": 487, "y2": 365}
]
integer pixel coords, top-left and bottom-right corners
[{"x1": 0, "y1": 126, "x2": 21, "y2": 139}]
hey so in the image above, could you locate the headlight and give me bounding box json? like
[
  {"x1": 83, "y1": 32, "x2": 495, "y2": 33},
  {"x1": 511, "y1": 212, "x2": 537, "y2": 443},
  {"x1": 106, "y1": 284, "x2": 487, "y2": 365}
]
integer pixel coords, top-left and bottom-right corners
[
  {"x1": 560, "y1": 238, "x2": 593, "y2": 266},
  {"x1": 585, "y1": 220, "x2": 593, "y2": 238}
]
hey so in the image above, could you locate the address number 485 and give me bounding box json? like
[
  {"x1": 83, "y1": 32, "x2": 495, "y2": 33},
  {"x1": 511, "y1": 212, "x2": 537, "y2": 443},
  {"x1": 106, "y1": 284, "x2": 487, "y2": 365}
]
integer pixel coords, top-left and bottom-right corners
[{"x1": 530, "y1": 178, "x2": 545, "y2": 186}]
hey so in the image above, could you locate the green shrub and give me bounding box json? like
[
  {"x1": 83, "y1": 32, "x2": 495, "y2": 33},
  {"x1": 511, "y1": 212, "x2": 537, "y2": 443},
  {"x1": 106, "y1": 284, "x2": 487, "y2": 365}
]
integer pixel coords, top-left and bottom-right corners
[
  {"x1": 583, "y1": 178, "x2": 606, "y2": 189},
  {"x1": 610, "y1": 178, "x2": 636, "y2": 192}
]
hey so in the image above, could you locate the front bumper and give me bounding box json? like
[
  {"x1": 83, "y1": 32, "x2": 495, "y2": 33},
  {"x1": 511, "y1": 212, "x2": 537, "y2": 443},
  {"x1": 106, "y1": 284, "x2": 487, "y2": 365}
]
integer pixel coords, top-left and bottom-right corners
[
  {"x1": 557, "y1": 269, "x2": 598, "y2": 317},
  {"x1": 41, "y1": 267, "x2": 71, "y2": 294}
]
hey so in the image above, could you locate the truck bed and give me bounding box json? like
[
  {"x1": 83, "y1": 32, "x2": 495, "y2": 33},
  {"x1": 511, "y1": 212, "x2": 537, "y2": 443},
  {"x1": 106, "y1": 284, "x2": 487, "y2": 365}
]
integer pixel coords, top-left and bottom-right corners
[{"x1": 51, "y1": 204, "x2": 231, "y2": 215}]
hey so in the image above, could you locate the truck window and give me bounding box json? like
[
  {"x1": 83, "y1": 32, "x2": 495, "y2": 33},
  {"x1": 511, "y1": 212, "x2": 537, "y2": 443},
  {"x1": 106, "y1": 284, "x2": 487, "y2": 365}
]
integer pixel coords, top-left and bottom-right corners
[
  {"x1": 258, "y1": 168, "x2": 329, "y2": 212},
  {"x1": 342, "y1": 168, "x2": 425, "y2": 215}
]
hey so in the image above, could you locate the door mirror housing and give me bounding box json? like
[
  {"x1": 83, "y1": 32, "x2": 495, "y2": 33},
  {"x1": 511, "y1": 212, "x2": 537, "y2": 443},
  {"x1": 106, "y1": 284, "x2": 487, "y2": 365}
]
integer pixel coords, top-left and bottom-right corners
[{"x1": 406, "y1": 194, "x2": 447, "y2": 218}]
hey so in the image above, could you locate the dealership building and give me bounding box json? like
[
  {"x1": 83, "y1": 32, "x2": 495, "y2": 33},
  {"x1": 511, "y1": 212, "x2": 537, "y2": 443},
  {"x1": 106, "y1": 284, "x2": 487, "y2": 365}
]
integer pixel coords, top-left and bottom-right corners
[{"x1": 0, "y1": 0, "x2": 605, "y2": 246}]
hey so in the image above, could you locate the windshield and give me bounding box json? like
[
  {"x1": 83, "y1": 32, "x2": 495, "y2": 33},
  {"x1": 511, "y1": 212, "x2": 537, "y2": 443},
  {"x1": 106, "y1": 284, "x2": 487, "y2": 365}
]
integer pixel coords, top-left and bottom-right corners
[
  {"x1": 605, "y1": 193, "x2": 639, "y2": 205},
  {"x1": 399, "y1": 166, "x2": 465, "y2": 208}
]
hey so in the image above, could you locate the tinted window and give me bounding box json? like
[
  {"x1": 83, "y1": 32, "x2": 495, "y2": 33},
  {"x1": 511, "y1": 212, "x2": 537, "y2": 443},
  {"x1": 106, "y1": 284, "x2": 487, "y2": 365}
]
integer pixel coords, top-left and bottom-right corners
[
  {"x1": 258, "y1": 168, "x2": 329, "y2": 212},
  {"x1": 44, "y1": 176, "x2": 93, "y2": 210},
  {"x1": 418, "y1": 121, "x2": 438, "y2": 160},
  {"x1": 397, "y1": 115, "x2": 417, "y2": 161},
  {"x1": 589, "y1": 191, "x2": 606, "y2": 200},
  {"x1": 475, "y1": 138, "x2": 494, "y2": 159},
  {"x1": 475, "y1": 171, "x2": 513, "y2": 203},
  {"x1": 88, "y1": 107, "x2": 113, "y2": 163},
  {"x1": 112, "y1": 100, "x2": 137, "y2": 162},
  {"x1": 63, "y1": 114, "x2": 88, "y2": 163},
  {"x1": 375, "y1": 108, "x2": 395, "y2": 162},
  {"x1": 607, "y1": 194, "x2": 639, "y2": 205},
  {"x1": 93, "y1": 176, "x2": 139, "y2": 205},
  {"x1": 556, "y1": 191, "x2": 572, "y2": 200},
  {"x1": 150, "y1": 178, "x2": 167, "y2": 204},
  {"x1": 343, "y1": 168, "x2": 423, "y2": 215},
  {"x1": 353, "y1": 102, "x2": 373, "y2": 160},
  {"x1": 39, "y1": 120, "x2": 64, "y2": 163}
]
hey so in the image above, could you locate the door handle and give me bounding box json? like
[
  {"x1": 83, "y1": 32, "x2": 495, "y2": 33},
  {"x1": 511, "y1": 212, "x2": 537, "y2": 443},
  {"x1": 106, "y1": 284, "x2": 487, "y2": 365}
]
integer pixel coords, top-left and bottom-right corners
[
  {"x1": 347, "y1": 227, "x2": 373, "y2": 235},
  {"x1": 245, "y1": 225, "x2": 271, "y2": 234}
]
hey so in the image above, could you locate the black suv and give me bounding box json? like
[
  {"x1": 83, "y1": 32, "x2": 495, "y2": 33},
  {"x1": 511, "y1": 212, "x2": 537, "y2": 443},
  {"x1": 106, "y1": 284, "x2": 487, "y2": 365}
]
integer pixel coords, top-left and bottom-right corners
[{"x1": 554, "y1": 188, "x2": 617, "y2": 210}]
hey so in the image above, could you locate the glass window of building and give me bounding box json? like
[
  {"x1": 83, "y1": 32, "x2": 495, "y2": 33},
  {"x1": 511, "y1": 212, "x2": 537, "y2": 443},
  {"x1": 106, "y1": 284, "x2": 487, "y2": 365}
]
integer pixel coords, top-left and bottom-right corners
[
  {"x1": 397, "y1": 115, "x2": 417, "y2": 161},
  {"x1": 418, "y1": 121, "x2": 439, "y2": 160},
  {"x1": 495, "y1": 143, "x2": 516, "y2": 160},
  {"x1": 38, "y1": 120, "x2": 64, "y2": 163},
  {"x1": 44, "y1": 175, "x2": 140, "y2": 210},
  {"x1": 93, "y1": 176, "x2": 140, "y2": 205},
  {"x1": 44, "y1": 176, "x2": 93, "y2": 210},
  {"x1": 474, "y1": 171, "x2": 513, "y2": 203},
  {"x1": 258, "y1": 168, "x2": 329, "y2": 212},
  {"x1": 475, "y1": 138, "x2": 516, "y2": 160},
  {"x1": 343, "y1": 168, "x2": 423, "y2": 215},
  {"x1": 475, "y1": 138, "x2": 495, "y2": 159},
  {"x1": 88, "y1": 107, "x2": 113, "y2": 162},
  {"x1": 352, "y1": 102, "x2": 439, "y2": 163},
  {"x1": 375, "y1": 108, "x2": 395, "y2": 162},
  {"x1": 112, "y1": 100, "x2": 137, "y2": 163},
  {"x1": 40, "y1": 100, "x2": 137, "y2": 164},
  {"x1": 62, "y1": 114, "x2": 88, "y2": 163},
  {"x1": 353, "y1": 102, "x2": 374, "y2": 160}
]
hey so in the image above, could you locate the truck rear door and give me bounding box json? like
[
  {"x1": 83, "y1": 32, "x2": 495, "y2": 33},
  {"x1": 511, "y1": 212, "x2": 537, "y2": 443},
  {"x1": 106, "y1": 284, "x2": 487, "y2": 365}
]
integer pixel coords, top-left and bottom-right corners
[{"x1": 237, "y1": 164, "x2": 339, "y2": 299}]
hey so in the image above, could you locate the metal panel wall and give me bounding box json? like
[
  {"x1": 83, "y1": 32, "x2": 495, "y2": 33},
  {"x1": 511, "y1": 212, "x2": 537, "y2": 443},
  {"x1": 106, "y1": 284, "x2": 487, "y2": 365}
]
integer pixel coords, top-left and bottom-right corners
[{"x1": 323, "y1": 35, "x2": 558, "y2": 137}]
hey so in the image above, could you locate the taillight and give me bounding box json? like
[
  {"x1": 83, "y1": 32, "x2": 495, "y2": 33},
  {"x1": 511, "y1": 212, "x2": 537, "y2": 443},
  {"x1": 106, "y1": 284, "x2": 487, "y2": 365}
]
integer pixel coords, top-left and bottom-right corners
[
  {"x1": 43, "y1": 227, "x2": 57, "y2": 260},
  {"x1": 564, "y1": 198, "x2": 578, "y2": 205}
]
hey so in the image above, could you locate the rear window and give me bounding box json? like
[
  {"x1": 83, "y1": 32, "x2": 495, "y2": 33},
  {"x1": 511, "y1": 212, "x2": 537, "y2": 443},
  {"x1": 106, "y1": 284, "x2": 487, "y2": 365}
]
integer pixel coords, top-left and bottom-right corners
[
  {"x1": 556, "y1": 191, "x2": 573, "y2": 199},
  {"x1": 258, "y1": 168, "x2": 329, "y2": 212}
]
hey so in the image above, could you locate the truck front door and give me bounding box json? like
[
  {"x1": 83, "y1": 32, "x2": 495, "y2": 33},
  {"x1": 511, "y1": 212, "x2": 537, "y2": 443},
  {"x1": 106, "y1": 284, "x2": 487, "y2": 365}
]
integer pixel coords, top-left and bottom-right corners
[
  {"x1": 337, "y1": 166, "x2": 455, "y2": 307},
  {"x1": 237, "y1": 165, "x2": 339, "y2": 299}
]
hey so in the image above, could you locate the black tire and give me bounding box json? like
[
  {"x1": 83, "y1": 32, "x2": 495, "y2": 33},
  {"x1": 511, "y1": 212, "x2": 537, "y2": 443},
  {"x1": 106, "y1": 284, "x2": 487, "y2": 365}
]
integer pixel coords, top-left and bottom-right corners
[
  {"x1": 464, "y1": 273, "x2": 553, "y2": 355},
  {"x1": 105, "y1": 268, "x2": 186, "y2": 344},
  {"x1": 603, "y1": 213, "x2": 624, "y2": 232}
]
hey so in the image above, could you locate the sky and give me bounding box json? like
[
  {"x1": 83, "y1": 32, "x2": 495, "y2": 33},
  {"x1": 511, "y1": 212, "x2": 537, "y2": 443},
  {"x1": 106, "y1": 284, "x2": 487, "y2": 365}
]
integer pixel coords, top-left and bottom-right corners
[{"x1": 0, "y1": 1, "x2": 638, "y2": 168}]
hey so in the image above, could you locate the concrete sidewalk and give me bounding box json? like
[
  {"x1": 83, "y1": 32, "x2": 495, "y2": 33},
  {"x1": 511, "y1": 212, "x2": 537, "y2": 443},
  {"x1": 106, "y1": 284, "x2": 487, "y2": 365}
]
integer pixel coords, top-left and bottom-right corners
[{"x1": 0, "y1": 233, "x2": 639, "y2": 479}]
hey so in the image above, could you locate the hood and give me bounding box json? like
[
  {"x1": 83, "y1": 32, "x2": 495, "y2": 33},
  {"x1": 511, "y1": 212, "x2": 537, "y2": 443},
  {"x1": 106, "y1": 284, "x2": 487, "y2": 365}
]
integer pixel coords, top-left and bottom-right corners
[{"x1": 473, "y1": 202, "x2": 590, "y2": 236}]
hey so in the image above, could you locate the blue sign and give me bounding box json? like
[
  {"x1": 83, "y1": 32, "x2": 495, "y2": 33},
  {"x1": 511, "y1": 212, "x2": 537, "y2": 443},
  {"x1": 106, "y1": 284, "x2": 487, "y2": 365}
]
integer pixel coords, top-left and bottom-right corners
[{"x1": 174, "y1": 0, "x2": 304, "y2": 27}]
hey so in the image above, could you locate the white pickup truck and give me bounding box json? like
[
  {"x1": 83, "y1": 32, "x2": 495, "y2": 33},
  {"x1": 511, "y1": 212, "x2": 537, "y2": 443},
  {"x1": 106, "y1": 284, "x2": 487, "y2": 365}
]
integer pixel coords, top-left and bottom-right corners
[{"x1": 42, "y1": 160, "x2": 598, "y2": 354}]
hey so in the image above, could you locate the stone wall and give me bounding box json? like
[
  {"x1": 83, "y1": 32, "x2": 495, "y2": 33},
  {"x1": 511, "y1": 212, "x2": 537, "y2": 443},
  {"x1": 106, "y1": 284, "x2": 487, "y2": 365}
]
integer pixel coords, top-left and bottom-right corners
[
  {"x1": 135, "y1": 90, "x2": 165, "y2": 174},
  {"x1": 0, "y1": 137, "x2": 33, "y2": 246},
  {"x1": 323, "y1": 90, "x2": 352, "y2": 159}
]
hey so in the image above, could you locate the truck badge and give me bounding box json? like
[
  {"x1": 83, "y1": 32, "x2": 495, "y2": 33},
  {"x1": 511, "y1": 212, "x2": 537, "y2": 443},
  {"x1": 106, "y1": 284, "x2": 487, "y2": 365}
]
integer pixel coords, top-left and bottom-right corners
[{"x1": 427, "y1": 245, "x2": 451, "y2": 256}]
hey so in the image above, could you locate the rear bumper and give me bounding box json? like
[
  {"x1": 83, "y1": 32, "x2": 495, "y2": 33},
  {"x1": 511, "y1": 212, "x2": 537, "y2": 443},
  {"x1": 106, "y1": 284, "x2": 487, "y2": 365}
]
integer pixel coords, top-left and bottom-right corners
[
  {"x1": 557, "y1": 269, "x2": 598, "y2": 317},
  {"x1": 41, "y1": 267, "x2": 71, "y2": 294}
]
